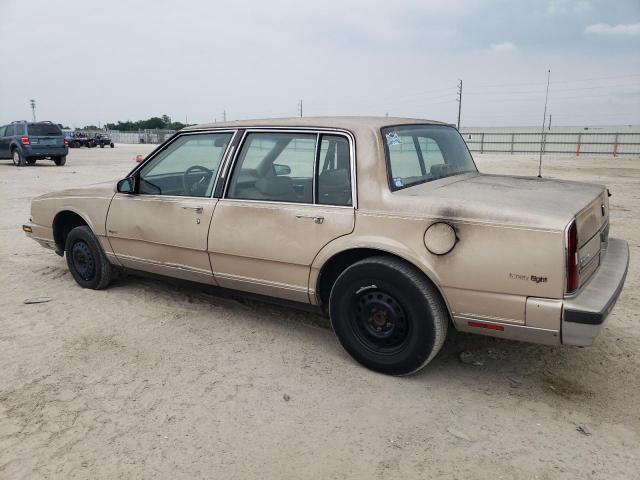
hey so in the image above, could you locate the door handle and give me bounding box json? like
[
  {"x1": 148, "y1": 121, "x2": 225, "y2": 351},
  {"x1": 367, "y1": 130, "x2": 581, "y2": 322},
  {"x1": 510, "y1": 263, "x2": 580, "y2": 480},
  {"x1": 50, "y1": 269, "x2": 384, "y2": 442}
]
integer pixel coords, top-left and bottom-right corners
[
  {"x1": 296, "y1": 215, "x2": 324, "y2": 224},
  {"x1": 182, "y1": 206, "x2": 203, "y2": 214}
]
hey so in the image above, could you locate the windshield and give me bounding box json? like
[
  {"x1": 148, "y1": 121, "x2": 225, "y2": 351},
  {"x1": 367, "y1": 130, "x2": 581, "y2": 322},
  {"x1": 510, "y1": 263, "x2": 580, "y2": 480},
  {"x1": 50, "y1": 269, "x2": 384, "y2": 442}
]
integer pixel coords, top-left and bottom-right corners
[
  {"x1": 28, "y1": 123, "x2": 62, "y2": 136},
  {"x1": 382, "y1": 124, "x2": 477, "y2": 191}
]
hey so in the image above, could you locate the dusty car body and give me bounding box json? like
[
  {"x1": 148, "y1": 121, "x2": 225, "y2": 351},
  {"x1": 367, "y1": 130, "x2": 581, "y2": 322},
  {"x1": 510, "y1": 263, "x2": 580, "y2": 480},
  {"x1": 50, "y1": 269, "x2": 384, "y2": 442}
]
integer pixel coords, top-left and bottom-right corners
[{"x1": 24, "y1": 117, "x2": 629, "y2": 375}]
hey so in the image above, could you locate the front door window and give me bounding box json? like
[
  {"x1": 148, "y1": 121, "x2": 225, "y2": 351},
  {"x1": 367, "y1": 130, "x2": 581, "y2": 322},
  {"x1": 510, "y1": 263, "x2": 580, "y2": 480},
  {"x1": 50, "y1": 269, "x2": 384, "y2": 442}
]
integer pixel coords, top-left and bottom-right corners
[{"x1": 138, "y1": 133, "x2": 233, "y2": 197}]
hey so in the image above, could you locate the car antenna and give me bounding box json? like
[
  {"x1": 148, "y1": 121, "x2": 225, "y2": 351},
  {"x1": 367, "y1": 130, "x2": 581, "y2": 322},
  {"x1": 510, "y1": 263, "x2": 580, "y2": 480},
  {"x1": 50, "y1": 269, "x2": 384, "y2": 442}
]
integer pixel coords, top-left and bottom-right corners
[{"x1": 538, "y1": 69, "x2": 551, "y2": 178}]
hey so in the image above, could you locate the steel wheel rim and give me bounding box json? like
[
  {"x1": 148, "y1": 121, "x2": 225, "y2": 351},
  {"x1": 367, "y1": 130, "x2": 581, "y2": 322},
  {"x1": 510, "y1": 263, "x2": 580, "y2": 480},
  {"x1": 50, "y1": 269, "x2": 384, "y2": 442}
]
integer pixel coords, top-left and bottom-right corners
[
  {"x1": 71, "y1": 240, "x2": 96, "y2": 281},
  {"x1": 12, "y1": 151, "x2": 19, "y2": 165},
  {"x1": 350, "y1": 289, "x2": 411, "y2": 354}
]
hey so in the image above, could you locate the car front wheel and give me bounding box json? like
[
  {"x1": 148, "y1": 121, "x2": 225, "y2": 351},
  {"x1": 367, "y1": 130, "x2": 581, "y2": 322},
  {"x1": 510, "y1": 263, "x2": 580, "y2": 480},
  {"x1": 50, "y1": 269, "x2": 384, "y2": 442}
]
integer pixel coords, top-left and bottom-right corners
[
  {"x1": 329, "y1": 256, "x2": 448, "y2": 375},
  {"x1": 65, "y1": 225, "x2": 113, "y2": 289}
]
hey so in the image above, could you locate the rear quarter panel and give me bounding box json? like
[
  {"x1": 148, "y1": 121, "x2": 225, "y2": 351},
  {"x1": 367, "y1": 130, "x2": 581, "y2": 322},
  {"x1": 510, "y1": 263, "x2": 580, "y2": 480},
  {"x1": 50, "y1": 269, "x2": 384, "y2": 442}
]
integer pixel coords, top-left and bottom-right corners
[{"x1": 312, "y1": 213, "x2": 565, "y2": 325}]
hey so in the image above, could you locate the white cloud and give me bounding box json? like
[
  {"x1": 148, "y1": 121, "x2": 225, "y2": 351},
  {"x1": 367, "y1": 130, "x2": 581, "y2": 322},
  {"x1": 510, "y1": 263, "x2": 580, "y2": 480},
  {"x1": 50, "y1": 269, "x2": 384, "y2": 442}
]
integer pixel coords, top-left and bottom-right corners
[
  {"x1": 585, "y1": 23, "x2": 640, "y2": 36},
  {"x1": 490, "y1": 41, "x2": 518, "y2": 53},
  {"x1": 548, "y1": 0, "x2": 592, "y2": 15}
]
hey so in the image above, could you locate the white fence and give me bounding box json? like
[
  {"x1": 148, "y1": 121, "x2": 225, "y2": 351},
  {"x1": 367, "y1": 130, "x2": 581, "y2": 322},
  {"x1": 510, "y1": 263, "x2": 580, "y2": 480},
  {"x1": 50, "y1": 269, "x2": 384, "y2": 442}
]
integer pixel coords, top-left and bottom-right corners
[{"x1": 460, "y1": 128, "x2": 640, "y2": 156}]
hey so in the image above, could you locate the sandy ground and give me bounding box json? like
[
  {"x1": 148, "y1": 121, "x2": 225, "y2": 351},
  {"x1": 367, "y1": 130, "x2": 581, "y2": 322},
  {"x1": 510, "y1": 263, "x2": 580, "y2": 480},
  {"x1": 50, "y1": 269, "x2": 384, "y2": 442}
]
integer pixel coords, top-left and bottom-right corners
[{"x1": 0, "y1": 144, "x2": 638, "y2": 479}]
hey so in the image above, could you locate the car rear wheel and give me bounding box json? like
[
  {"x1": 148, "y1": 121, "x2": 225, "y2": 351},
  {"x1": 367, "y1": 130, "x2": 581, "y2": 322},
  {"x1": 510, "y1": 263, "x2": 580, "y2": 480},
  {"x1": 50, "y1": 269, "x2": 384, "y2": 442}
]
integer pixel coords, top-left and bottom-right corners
[
  {"x1": 54, "y1": 155, "x2": 66, "y2": 166},
  {"x1": 329, "y1": 256, "x2": 448, "y2": 375},
  {"x1": 12, "y1": 149, "x2": 26, "y2": 167},
  {"x1": 100, "y1": 143, "x2": 104, "y2": 148},
  {"x1": 110, "y1": 142, "x2": 114, "y2": 148},
  {"x1": 65, "y1": 225, "x2": 113, "y2": 289}
]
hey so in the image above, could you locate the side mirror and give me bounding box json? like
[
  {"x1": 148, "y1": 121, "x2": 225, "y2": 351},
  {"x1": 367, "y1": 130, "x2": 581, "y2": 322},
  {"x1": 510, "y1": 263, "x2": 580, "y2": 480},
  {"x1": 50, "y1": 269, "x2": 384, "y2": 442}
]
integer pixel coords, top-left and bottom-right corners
[
  {"x1": 116, "y1": 177, "x2": 136, "y2": 194},
  {"x1": 273, "y1": 163, "x2": 291, "y2": 176}
]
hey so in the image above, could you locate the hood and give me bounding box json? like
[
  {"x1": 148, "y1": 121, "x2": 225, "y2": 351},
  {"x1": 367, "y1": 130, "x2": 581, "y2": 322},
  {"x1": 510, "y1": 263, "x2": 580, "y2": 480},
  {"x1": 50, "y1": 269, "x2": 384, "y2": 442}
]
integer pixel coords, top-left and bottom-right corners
[
  {"x1": 34, "y1": 180, "x2": 118, "y2": 201},
  {"x1": 393, "y1": 173, "x2": 605, "y2": 231}
]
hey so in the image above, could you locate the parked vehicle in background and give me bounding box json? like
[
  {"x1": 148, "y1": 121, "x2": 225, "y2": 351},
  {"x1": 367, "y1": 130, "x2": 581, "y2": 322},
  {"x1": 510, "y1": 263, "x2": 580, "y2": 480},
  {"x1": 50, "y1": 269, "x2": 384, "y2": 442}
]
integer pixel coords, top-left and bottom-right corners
[
  {"x1": 67, "y1": 132, "x2": 96, "y2": 148},
  {"x1": 94, "y1": 133, "x2": 114, "y2": 148},
  {"x1": 22, "y1": 117, "x2": 629, "y2": 375},
  {"x1": 0, "y1": 121, "x2": 68, "y2": 166}
]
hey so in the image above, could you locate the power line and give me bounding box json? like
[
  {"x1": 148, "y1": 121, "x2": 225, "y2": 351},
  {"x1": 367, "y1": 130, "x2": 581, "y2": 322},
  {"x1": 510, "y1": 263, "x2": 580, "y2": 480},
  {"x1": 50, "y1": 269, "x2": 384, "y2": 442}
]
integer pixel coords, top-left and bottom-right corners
[{"x1": 465, "y1": 82, "x2": 640, "y2": 96}]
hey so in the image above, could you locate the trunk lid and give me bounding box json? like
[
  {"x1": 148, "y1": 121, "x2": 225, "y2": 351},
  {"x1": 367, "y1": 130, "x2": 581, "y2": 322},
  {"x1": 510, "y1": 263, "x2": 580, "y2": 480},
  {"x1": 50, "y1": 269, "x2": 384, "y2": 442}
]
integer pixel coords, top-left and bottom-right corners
[
  {"x1": 394, "y1": 173, "x2": 606, "y2": 231},
  {"x1": 26, "y1": 123, "x2": 64, "y2": 150}
]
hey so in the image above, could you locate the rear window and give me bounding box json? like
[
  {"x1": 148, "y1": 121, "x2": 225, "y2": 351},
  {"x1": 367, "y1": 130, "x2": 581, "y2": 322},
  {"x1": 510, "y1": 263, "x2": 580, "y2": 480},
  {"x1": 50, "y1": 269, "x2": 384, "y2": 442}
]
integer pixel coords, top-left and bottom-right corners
[
  {"x1": 382, "y1": 124, "x2": 477, "y2": 191},
  {"x1": 27, "y1": 123, "x2": 62, "y2": 136}
]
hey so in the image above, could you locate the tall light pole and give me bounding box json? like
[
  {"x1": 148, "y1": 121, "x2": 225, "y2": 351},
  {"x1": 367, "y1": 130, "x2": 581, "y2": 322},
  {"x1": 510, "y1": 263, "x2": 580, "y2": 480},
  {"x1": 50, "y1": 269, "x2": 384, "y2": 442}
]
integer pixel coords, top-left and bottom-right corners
[
  {"x1": 297, "y1": 99, "x2": 303, "y2": 118},
  {"x1": 30, "y1": 99, "x2": 36, "y2": 122},
  {"x1": 456, "y1": 80, "x2": 463, "y2": 130}
]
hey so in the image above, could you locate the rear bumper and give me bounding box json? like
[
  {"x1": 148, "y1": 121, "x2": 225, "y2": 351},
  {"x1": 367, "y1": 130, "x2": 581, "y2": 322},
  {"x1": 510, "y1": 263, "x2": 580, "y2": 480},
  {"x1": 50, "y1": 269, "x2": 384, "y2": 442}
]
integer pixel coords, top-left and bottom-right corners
[
  {"x1": 23, "y1": 145, "x2": 68, "y2": 158},
  {"x1": 562, "y1": 238, "x2": 629, "y2": 346}
]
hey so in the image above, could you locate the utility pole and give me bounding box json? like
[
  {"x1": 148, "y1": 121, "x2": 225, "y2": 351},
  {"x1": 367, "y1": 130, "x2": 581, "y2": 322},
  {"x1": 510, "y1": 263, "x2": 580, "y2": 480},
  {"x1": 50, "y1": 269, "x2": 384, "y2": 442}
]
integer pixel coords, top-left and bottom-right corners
[
  {"x1": 538, "y1": 69, "x2": 551, "y2": 178},
  {"x1": 297, "y1": 100, "x2": 303, "y2": 118},
  {"x1": 548, "y1": 114, "x2": 552, "y2": 131},
  {"x1": 222, "y1": 110, "x2": 227, "y2": 122},
  {"x1": 456, "y1": 80, "x2": 463, "y2": 130},
  {"x1": 29, "y1": 99, "x2": 36, "y2": 122}
]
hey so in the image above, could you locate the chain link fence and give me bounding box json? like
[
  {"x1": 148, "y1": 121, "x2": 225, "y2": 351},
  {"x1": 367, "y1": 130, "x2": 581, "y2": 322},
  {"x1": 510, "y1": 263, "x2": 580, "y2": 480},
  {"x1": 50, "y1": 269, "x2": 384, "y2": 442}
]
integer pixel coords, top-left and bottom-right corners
[
  {"x1": 81, "y1": 129, "x2": 177, "y2": 144},
  {"x1": 461, "y1": 131, "x2": 640, "y2": 156}
]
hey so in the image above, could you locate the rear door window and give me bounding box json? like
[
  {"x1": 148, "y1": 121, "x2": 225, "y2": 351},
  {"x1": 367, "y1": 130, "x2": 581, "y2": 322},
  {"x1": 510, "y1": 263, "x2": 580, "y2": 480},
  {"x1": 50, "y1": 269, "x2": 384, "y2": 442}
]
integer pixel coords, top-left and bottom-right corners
[
  {"x1": 5, "y1": 125, "x2": 15, "y2": 137},
  {"x1": 0, "y1": 126, "x2": 6, "y2": 137},
  {"x1": 317, "y1": 134, "x2": 352, "y2": 206},
  {"x1": 227, "y1": 132, "x2": 316, "y2": 204}
]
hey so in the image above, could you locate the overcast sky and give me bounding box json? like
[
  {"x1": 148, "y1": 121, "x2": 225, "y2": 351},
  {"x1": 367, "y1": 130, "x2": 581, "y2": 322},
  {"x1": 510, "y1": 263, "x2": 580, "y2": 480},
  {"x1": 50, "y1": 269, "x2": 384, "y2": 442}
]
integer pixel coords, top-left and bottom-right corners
[{"x1": 0, "y1": 0, "x2": 638, "y2": 127}]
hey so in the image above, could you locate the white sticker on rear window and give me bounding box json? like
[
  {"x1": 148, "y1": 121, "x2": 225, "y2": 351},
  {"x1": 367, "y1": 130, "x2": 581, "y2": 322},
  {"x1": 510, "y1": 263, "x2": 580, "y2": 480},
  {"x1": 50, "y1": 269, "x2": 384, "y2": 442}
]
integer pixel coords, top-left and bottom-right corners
[
  {"x1": 393, "y1": 177, "x2": 404, "y2": 187},
  {"x1": 386, "y1": 131, "x2": 401, "y2": 146}
]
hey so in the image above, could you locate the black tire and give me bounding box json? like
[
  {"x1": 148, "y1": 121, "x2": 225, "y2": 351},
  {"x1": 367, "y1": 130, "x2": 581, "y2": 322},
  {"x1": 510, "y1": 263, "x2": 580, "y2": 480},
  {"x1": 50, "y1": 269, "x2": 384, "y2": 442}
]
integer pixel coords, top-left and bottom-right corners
[
  {"x1": 73, "y1": 141, "x2": 80, "y2": 148},
  {"x1": 12, "y1": 148, "x2": 26, "y2": 167},
  {"x1": 54, "y1": 155, "x2": 66, "y2": 166},
  {"x1": 65, "y1": 225, "x2": 113, "y2": 289},
  {"x1": 26, "y1": 158, "x2": 36, "y2": 166},
  {"x1": 100, "y1": 143, "x2": 104, "y2": 148},
  {"x1": 329, "y1": 256, "x2": 448, "y2": 375},
  {"x1": 110, "y1": 142, "x2": 114, "y2": 148}
]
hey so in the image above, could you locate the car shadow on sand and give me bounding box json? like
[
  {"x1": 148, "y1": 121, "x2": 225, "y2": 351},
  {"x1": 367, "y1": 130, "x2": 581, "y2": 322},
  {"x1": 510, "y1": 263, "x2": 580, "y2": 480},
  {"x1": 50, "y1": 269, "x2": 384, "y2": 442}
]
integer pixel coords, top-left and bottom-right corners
[{"x1": 115, "y1": 269, "x2": 600, "y2": 404}]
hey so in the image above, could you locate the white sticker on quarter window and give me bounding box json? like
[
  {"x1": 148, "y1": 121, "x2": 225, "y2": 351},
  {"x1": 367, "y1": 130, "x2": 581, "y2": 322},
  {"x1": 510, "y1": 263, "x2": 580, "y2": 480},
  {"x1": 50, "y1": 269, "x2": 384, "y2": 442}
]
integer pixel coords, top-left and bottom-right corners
[
  {"x1": 393, "y1": 177, "x2": 404, "y2": 187},
  {"x1": 385, "y1": 131, "x2": 401, "y2": 146}
]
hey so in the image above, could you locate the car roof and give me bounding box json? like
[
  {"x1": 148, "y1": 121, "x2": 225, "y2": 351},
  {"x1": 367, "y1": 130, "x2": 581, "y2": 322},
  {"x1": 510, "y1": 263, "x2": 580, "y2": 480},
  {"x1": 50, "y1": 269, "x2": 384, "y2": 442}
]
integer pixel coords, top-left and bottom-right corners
[{"x1": 183, "y1": 116, "x2": 449, "y2": 132}]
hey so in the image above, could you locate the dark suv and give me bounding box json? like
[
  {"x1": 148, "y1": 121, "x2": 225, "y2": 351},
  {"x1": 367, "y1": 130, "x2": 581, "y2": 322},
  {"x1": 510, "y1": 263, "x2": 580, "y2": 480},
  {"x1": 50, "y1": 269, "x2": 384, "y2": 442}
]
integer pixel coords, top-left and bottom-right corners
[{"x1": 0, "y1": 121, "x2": 68, "y2": 166}]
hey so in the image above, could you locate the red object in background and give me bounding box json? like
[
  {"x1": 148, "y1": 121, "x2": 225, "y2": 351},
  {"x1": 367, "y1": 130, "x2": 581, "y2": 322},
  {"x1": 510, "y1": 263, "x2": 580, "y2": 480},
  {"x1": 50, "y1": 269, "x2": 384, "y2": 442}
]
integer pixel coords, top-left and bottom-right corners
[{"x1": 135, "y1": 154, "x2": 145, "y2": 163}]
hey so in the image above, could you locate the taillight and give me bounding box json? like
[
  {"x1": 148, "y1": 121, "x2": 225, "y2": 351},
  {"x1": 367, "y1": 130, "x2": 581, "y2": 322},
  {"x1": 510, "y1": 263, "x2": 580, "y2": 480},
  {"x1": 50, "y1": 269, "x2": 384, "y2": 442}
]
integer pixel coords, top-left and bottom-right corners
[
  {"x1": 64, "y1": 138, "x2": 68, "y2": 145},
  {"x1": 20, "y1": 136, "x2": 30, "y2": 145},
  {"x1": 566, "y1": 220, "x2": 579, "y2": 294}
]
